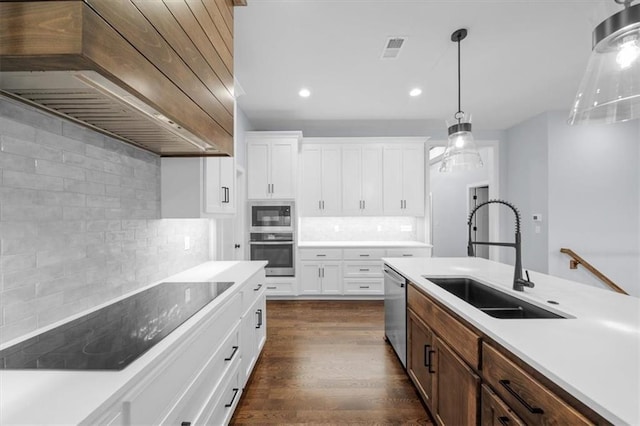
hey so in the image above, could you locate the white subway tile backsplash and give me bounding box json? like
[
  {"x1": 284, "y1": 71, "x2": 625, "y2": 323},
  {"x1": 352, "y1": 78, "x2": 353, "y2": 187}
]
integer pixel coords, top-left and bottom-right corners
[
  {"x1": 35, "y1": 159, "x2": 86, "y2": 180},
  {"x1": 86, "y1": 144, "x2": 123, "y2": 164},
  {"x1": 1, "y1": 204, "x2": 63, "y2": 222},
  {"x1": 0, "y1": 221, "x2": 39, "y2": 240},
  {"x1": 2, "y1": 265, "x2": 66, "y2": 292},
  {"x1": 1, "y1": 134, "x2": 62, "y2": 161},
  {"x1": 1, "y1": 283, "x2": 36, "y2": 306},
  {"x1": 0, "y1": 151, "x2": 36, "y2": 173},
  {"x1": 1, "y1": 254, "x2": 37, "y2": 273},
  {"x1": 86, "y1": 195, "x2": 120, "y2": 208},
  {"x1": 63, "y1": 178, "x2": 106, "y2": 195},
  {"x1": 300, "y1": 216, "x2": 419, "y2": 242},
  {"x1": 36, "y1": 247, "x2": 87, "y2": 269},
  {"x1": 86, "y1": 220, "x2": 122, "y2": 232},
  {"x1": 3, "y1": 170, "x2": 64, "y2": 192},
  {"x1": 62, "y1": 151, "x2": 105, "y2": 171},
  {"x1": 61, "y1": 121, "x2": 105, "y2": 148},
  {"x1": 103, "y1": 161, "x2": 134, "y2": 177},
  {"x1": 0, "y1": 100, "x2": 62, "y2": 135},
  {"x1": 85, "y1": 169, "x2": 120, "y2": 185},
  {"x1": 36, "y1": 129, "x2": 87, "y2": 154},
  {"x1": 0, "y1": 117, "x2": 37, "y2": 141},
  {"x1": 62, "y1": 206, "x2": 105, "y2": 221}
]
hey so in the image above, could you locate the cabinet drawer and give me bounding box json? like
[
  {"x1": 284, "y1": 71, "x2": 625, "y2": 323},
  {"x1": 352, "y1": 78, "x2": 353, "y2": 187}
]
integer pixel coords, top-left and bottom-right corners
[
  {"x1": 299, "y1": 248, "x2": 342, "y2": 260},
  {"x1": 482, "y1": 343, "x2": 591, "y2": 425},
  {"x1": 124, "y1": 293, "x2": 242, "y2": 425},
  {"x1": 265, "y1": 281, "x2": 296, "y2": 295},
  {"x1": 481, "y1": 384, "x2": 525, "y2": 426},
  {"x1": 342, "y1": 248, "x2": 385, "y2": 260},
  {"x1": 343, "y1": 262, "x2": 383, "y2": 278},
  {"x1": 164, "y1": 326, "x2": 241, "y2": 425},
  {"x1": 386, "y1": 247, "x2": 431, "y2": 258},
  {"x1": 242, "y1": 272, "x2": 265, "y2": 315},
  {"x1": 408, "y1": 284, "x2": 480, "y2": 368},
  {"x1": 343, "y1": 279, "x2": 383, "y2": 294},
  {"x1": 199, "y1": 361, "x2": 242, "y2": 425}
]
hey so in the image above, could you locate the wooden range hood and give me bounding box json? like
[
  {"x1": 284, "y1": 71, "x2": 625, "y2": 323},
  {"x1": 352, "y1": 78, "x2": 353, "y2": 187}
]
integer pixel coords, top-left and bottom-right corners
[{"x1": 0, "y1": 0, "x2": 244, "y2": 157}]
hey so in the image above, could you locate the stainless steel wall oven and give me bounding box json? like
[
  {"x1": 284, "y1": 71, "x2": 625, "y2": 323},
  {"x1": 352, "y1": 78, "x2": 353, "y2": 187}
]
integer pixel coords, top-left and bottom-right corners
[{"x1": 249, "y1": 202, "x2": 295, "y2": 276}]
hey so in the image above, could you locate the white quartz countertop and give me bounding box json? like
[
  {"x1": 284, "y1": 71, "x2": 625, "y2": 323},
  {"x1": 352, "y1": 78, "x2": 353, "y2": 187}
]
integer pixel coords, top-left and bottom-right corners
[
  {"x1": 0, "y1": 261, "x2": 267, "y2": 426},
  {"x1": 298, "y1": 240, "x2": 432, "y2": 248},
  {"x1": 382, "y1": 257, "x2": 640, "y2": 425}
]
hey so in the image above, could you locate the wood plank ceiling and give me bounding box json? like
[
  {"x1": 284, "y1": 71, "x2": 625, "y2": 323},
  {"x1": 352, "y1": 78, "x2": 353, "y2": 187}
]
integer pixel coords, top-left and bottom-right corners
[{"x1": 0, "y1": 0, "x2": 245, "y2": 157}]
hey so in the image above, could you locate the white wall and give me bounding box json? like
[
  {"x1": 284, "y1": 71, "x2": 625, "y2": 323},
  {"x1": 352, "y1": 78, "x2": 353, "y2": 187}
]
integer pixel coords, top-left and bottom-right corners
[
  {"x1": 505, "y1": 113, "x2": 549, "y2": 273},
  {"x1": 505, "y1": 111, "x2": 640, "y2": 296},
  {"x1": 546, "y1": 112, "x2": 640, "y2": 296}
]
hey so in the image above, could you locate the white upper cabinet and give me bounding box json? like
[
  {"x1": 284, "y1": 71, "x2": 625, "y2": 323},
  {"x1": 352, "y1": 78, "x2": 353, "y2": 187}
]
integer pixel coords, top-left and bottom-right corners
[
  {"x1": 161, "y1": 157, "x2": 235, "y2": 218},
  {"x1": 205, "y1": 157, "x2": 236, "y2": 214},
  {"x1": 247, "y1": 132, "x2": 300, "y2": 200},
  {"x1": 299, "y1": 144, "x2": 341, "y2": 216},
  {"x1": 341, "y1": 144, "x2": 383, "y2": 216},
  {"x1": 383, "y1": 143, "x2": 425, "y2": 216}
]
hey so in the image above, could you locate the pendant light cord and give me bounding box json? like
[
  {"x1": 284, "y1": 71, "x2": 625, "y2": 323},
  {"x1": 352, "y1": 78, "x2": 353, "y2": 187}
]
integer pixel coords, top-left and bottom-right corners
[{"x1": 457, "y1": 33, "x2": 462, "y2": 124}]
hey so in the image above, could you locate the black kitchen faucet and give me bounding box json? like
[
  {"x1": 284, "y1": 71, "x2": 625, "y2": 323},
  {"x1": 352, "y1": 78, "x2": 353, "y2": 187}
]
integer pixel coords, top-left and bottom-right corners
[{"x1": 467, "y1": 199, "x2": 534, "y2": 292}]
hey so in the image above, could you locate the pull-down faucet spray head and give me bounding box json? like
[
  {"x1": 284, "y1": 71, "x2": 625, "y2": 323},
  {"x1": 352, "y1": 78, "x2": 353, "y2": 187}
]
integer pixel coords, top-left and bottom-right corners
[{"x1": 467, "y1": 199, "x2": 534, "y2": 291}]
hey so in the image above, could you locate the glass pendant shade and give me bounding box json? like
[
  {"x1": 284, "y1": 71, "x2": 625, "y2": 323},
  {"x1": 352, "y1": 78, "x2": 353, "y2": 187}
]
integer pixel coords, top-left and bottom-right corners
[
  {"x1": 569, "y1": 3, "x2": 640, "y2": 124},
  {"x1": 440, "y1": 115, "x2": 483, "y2": 172}
]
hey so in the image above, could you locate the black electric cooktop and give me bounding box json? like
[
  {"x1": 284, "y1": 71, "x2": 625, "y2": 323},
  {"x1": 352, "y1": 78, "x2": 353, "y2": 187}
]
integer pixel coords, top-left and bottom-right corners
[{"x1": 0, "y1": 281, "x2": 234, "y2": 371}]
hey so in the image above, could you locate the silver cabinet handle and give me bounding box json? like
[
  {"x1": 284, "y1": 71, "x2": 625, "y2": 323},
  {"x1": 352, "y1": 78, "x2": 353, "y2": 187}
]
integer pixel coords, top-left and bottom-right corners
[
  {"x1": 359, "y1": 285, "x2": 370, "y2": 289},
  {"x1": 359, "y1": 268, "x2": 370, "y2": 272}
]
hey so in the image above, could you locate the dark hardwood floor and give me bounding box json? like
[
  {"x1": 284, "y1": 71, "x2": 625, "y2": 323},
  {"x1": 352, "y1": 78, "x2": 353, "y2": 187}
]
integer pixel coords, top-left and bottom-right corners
[{"x1": 230, "y1": 300, "x2": 432, "y2": 425}]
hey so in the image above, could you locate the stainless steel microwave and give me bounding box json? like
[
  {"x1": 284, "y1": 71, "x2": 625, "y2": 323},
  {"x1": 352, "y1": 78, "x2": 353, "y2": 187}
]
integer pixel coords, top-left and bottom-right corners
[{"x1": 249, "y1": 201, "x2": 294, "y2": 232}]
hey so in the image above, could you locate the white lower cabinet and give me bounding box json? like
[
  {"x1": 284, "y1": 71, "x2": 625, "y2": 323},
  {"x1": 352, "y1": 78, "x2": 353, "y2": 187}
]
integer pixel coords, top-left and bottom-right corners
[
  {"x1": 241, "y1": 284, "x2": 267, "y2": 385},
  {"x1": 88, "y1": 268, "x2": 267, "y2": 426},
  {"x1": 300, "y1": 261, "x2": 342, "y2": 294},
  {"x1": 296, "y1": 246, "x2": 431, "y2": 297}
]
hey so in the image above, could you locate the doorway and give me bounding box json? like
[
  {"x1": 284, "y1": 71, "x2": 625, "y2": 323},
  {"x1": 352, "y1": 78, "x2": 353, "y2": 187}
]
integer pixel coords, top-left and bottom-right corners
[{"x1": 468, "y1": 185, "x2": 489, "y2": 259}]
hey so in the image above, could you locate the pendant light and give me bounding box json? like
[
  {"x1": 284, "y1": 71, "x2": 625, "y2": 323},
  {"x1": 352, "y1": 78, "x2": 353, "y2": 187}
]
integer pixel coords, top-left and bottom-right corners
[
  {"x1": 440, "y1": 28, "x2": 483, "y2": 173},
  {"x1": 569, "y1": 0, "x2": 640, "y2": 124}
]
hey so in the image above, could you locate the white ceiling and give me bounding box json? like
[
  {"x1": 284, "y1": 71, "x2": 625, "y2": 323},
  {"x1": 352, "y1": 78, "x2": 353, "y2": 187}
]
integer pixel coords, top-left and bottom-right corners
[{"x1": 234, "y1": 0, "x2": 621, "y2": 131}]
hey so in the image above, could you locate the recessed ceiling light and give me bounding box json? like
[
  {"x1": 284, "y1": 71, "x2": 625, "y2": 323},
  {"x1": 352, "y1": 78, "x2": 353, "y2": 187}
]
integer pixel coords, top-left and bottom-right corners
[
  {"x1": 409, "y1": 88, "x2": 422, "y2": 97},
  {"x1": 299, "y1": 88, "x2": 311, "y2": 98}
]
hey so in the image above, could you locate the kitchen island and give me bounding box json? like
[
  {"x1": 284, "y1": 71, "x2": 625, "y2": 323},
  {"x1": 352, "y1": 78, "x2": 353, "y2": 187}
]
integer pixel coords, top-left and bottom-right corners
[
  {"x1": 382, "y1": 257, "x2": 639, "y2": 425},
  {"x1": 0, "y1": 260, "x2": 267, "y2": 426}
]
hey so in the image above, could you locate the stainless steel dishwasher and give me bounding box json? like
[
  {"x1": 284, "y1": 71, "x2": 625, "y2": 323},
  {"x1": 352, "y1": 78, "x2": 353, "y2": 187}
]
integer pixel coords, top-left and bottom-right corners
[{"x1": 384, "y1": 264, "x2": 407, "y2": 368}]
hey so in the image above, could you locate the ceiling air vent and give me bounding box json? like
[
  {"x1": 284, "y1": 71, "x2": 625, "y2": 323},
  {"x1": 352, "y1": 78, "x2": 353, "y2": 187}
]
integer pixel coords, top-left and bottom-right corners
[{"x1": 381, "y1": 37, "x2": 407, "y2": 59}]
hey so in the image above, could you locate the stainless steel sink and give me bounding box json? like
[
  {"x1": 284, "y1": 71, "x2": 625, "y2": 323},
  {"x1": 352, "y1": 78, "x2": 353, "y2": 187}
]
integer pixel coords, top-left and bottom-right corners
[{"x1": 423, "y1": 277, "x2": 565, "y2": 319}]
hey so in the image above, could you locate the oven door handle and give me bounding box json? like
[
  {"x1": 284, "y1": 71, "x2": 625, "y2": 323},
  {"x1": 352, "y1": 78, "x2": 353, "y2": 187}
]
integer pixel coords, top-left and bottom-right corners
[{"x1": 249, "y1": 241, "x2": 295, "y2": 245}]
